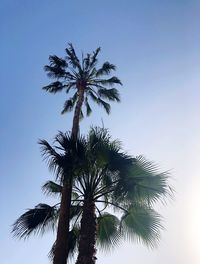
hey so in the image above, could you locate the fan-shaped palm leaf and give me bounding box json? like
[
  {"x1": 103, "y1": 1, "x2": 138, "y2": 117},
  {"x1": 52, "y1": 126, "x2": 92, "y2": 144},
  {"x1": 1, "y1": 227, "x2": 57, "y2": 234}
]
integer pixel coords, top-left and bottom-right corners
[
  {"x1": 97, "y1": 213, "x2": 121, "y2": 252},
  {"x1": 120, "y1": 205, "x2": 163, "y2": 248},
  {"x1": 113, "y1": 155, "x2": 171, "y2": 206},
  {"x1": 12, "y1": 204, "x2": 58, "y2": 239}
]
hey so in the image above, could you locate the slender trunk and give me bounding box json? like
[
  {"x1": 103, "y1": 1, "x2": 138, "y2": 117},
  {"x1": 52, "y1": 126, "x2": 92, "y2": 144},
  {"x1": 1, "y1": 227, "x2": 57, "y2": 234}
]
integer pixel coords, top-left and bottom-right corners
[
  {"x1": 53, "y1": 181, "x2": 72, "y2": 264},
  {"x1": 76, "y1": 198, "x2": 97, "y2": 264},
  {"x1": 72, "y1": 87, "x2": 85, "y2": 138},
  {"x1": 53, "y1": 87, "x2": 85, "y2": 264}
]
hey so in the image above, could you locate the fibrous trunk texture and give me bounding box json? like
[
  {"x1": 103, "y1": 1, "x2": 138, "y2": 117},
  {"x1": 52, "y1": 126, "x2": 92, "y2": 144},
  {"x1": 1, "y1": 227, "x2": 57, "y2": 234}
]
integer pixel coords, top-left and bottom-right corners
[
  {"x1": 72, "y1": 87, "x2": 85, "y2": 138},
  {"x1": 53, "y1": 182, "x2": 72, "y2": 264},
  {"x1": 53, "y1": 87, "x2": 85, "y2": 264},
  {"x1": 76, "y1": 199, "x2": 97, "y2": 264}
]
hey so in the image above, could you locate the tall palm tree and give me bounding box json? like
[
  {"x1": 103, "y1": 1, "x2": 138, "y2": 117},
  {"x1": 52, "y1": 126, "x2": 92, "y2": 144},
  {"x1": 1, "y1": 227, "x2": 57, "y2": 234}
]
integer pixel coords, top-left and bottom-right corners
[
  {"x1": 13, "y1": 128, "x2": 171, "y2": 264},
  {"x1": 43, "y1": 44, "x2": 122, "y2": 264},
  {"x1": 43, "y1": 44, "x2": 121, "y2": 137}
]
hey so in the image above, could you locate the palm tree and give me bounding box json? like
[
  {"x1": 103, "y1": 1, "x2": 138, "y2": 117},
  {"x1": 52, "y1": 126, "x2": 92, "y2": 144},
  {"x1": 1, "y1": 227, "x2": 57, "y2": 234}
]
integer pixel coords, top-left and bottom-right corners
[
  {"x1": 43, "y1": 44, "x2": 122, "y2": 264},
  {"x1": 12, "y1": 128, "x2": 171, "y2": 264},
  {"x1": 73, "y1": 128, "x2": 170, "y2": 264},
  {"x1": 43, "y1": 43, "x2": 121, "y2": 137}
]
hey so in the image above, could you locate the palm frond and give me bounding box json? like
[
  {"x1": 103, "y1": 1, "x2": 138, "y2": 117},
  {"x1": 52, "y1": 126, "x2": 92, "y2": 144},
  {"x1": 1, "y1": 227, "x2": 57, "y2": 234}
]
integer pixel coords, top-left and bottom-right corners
[
  {"x1": 61, "y1": 99, "x2": 74, "y2": 114},
  {"x1": 42, "y1": 81, "x2": 67, "y2": 93},
  {"x1": 44, "y1": 65, "x2": 65, "y2": 79},
  {"x1": 49, "y1": 55, "x2": 67, "y2": 68},
  {"x1": 97, "y1": 213, "x2": 121, "y2": 252},
  {"x1": 83, "y1": 53, "x2": 91, "y2": 71},
  {"x1": 61, "y1": 92, "x2": 78, "y2": 114},
  {"x1": 95, "y1": 77, "x2": 122, "y2": 86},
  {"x1": 97, "y1": 98, "x2": 111, "y2": 114},
  {"x1": 87, "y1": 127, "x2": 112, "y2": 156},
  {"x1": 134, "y1": 156, "x2": 172, "y2": 203},
  {"x1": 65, "y1": 43, "x2": 82, "y2": 71},
  {"x1": 96, "y1": 62, "x2": 116, "y2": 77},
  {"x1": 54, "y1": 131, "x2": 87, "y2": 160},
  {"x1": 70, "y1": 205, "x2": 83, "y2": 220},
  {"x1": 72, "y1": 191, "x2": 82, "y2": 200},
  {"x1": 120, "y1": 205, "x2": 163, "y2": 248},
  {"x1": 12, "y1": 204, "x2": 58, "y2": 239},
  {"x1": 85, "y1": 97, "x2": 92, "y2": 116},
  {"x1": 54, "y1": 131, "x2": 73, "y2": 151},
  {"x1": 52, "y1": 131, "x2": 87, "y2": 180},
  {"x1": 89, "y1": 47, "x2": 101, "y2": 68},
  {"x1": 79, "y1": 109, "x2": 84, "y2": 120},
  {"x1": 114, "y1": 156, "x2": 172, "y2": 205},
  {"x1": 98, "y1": 88, "x2": 120, "y2": 102},
  {"x1": 42, "y1": 181, "x2": 62, "y2": 196},
  {"x1": 39, "y1": 139, "x2": 64, "y2": 180},
  {"x1": 88, "y1": 90, "x2": 99, "y2": 103},
  {"x1": 87, "y1": 127, "x2": 128, "y2": 171},
  {"x1": 44, "y1": 55, "x2": 67, "y2": 79}
]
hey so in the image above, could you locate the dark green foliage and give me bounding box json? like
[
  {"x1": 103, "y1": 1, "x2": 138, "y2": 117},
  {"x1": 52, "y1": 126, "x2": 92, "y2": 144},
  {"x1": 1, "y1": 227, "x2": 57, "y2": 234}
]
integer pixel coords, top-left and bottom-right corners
[
  {"x1": 97, "y1": 213, "x2": 121, "y2": 251},
  {"x1": 13, "y1": 128, "x2": 172, "y2": 261},
  {"x1": 38, "y1": 131, "x2": 87, "y2": 183},
  {"x1": 120, "y1": 205, "x2": 163, "y2": 248},
  {"x1": 12, "y1": 204, "x2": 58, "y2": 238},
  {"x1": 43, "y1": 44, "x2": 122, "y2": 117},
  {"x1": 42, "y1": 181, "x2": 62, "y2": 196},
  {"x1": 113, "y1": 155, "x2": 171, "y2": 206}
]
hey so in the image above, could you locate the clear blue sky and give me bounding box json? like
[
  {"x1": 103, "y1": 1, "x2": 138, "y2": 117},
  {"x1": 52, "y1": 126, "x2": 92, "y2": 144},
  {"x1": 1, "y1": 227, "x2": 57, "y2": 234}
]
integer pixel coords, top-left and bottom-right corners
[{"x1": 1, "y1": 0, "x2": 200, "y2": 263}]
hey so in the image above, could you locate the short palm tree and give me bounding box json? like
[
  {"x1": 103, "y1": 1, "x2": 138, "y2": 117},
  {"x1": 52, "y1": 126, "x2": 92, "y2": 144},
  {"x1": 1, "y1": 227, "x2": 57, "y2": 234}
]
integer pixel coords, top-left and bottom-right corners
[
  {"x1": 73, "y1": 128, "x2": 170, "y2": 264},
  {"x1": 43, "y1": 44, "x2": 122, "y2": 264},
  {"x1": 12, "y1": 128, "x2": 171, "y2": 264}
]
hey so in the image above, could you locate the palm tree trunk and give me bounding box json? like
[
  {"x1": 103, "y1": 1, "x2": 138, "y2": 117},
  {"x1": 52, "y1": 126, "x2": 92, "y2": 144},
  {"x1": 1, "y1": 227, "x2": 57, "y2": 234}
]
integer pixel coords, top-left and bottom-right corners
[
  {"x1": 53, "y1": 181, "x2": 72, "y2": 264},
  {"x1": 53, "y1": 87, "x2": 85, "y2": 264},
  {"x1": 72, "y1": 87, "x2": 85, "y2": 137},
  {"x1": 76, "y1": 198, "x2": 97, "y2": 264}
]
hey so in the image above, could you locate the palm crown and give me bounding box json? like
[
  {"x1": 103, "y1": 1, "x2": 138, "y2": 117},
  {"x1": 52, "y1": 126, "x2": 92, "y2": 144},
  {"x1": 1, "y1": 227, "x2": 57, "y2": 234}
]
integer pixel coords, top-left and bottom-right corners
[
  {"x1": 12, "y1": 128, "x2": 171, "y2": 263},
  {"x1": 43, "y1": 44, "x2": 122, "y2": 117}
]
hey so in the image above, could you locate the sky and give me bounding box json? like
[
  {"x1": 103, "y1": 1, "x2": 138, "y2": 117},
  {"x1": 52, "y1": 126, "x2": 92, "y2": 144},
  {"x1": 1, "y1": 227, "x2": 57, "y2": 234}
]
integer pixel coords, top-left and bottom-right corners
[{"x1": 1, "y1": 0, "x2": 200, "y2": 263}]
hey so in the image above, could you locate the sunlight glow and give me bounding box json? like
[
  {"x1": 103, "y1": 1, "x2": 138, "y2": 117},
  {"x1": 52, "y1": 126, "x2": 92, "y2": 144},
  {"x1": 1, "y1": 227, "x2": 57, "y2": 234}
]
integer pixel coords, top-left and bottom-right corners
[{"x1": 185, "y1": 178, "x2": 200, "y2": 261}]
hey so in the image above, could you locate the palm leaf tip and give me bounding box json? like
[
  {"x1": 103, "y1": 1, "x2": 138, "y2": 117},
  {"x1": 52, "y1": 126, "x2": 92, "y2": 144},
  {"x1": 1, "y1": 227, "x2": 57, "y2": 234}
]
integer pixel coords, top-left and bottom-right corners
[
  {"x1": 97, "y1": 99, "x2": 111, "y2": 114},
  {"x1": 100, "y1": 77, "x2": 122, "y2": 86},
  {"x1": 85, "y1": 98, "x2": 92, "y2": 116},
  {"x1": 90, "y1": 47, "x2": 101, "y2": 67},
  {"x1": 115, "y1": 155, "x2": 173, "y2": 205},
  {"x1": 61, "y1": 99, "x2": 74, "y2": 114},
  {"x1": 65, "y1": 43, "x2": 81, "y2": 70},
  {"x1": 42, "y1": 81, "x2": 65, "y2": 93},
  {"x1": 110, "y1": 76, "x2": 122, "y2": 85},
  {"x1": 44, "y1": 65, "x2": 66, "y2": 79},
  {"x1": 135, "y1": 156, "x2": 173, "y2": 202},
  {"x1": 96, "y1": 62, "x2": 116, "y2": 77},
  {"x1": 42, "y1": 181, "x2": 62, "y2": 196},
  {"x1": 98, "y1": 88, "x2": 120, "y2": 102},
  {"x1": 61, "y1": 92, "x2": 78, "y2": 115},
  {"x1": 48, "y1": 55, "x2": 67, "y2": 68}
]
